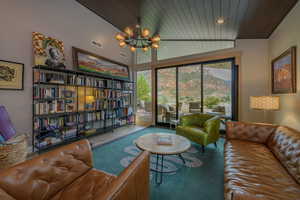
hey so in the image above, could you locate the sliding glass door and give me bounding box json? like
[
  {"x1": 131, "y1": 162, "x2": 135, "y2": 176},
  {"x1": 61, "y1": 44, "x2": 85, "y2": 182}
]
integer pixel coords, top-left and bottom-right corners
[
  {"x1": 156, "y1": 68, "x2": 176, "y2": 124},
  {"x1": 136, "y1": 70, "x2": 152, "y2": 126},
  {"x1": 155, "y1": 58, "x2": 237, "y2": 126}
]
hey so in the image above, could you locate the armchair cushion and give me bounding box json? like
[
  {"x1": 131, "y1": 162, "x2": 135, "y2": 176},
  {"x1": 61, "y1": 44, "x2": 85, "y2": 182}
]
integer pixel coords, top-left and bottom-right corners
[{"x1": 177, "y1": 126, "x2": 207, "y2": 143}]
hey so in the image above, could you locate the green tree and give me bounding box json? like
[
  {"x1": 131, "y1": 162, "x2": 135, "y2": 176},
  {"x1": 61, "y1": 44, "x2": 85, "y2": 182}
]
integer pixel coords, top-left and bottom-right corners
[
  {"x1": 137, "y1": 74, "x2": 151, "y2": 102},
  {"x1": 204, "y1": 96, "x2": 220, "y2": 109}
]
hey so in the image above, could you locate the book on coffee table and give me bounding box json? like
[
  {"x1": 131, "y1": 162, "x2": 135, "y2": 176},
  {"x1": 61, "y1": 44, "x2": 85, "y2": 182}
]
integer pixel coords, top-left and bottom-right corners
[{"x1": 157, "y1": 135, "x2": 173, "y2": 145}]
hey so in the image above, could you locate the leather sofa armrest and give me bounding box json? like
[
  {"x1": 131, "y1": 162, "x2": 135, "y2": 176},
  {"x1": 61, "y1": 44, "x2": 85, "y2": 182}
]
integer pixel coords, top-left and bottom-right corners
[
  {"x1": 226, "y1": 121, "x2": 278, "y2": 144},
  {"x1": 99, "y1": 151, "x2": 150, "y2": 200},
  {"x1": 0, "y1": 188, "x2": 15, "y2": 200}
]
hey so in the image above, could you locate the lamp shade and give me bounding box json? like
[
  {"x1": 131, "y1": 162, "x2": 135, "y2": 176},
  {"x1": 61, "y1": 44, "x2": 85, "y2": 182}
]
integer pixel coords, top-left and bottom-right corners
[{"x1": 250, "y1": 96, "x2": 280, "y2": 110}]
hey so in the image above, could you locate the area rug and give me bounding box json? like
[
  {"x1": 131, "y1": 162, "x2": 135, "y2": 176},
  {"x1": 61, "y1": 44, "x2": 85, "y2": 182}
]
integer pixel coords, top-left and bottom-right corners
[{"x1": 92, "y1": 127, "x2": 224, "y2": 200}]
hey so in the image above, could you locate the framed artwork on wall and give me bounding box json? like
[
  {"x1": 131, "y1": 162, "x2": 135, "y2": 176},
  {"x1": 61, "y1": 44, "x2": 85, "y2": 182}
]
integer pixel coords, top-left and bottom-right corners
[
  {"x1": 72, "y1": 47, "x2": 129, "y2": 80},
  {"x1": 32, "y1": 32, "x2": 66, "y2": 69},
  {"x1": 272, "y1": 46, "x2": 297, "y2": 94},
  {"x1": 0, "y1": 60, "x2": 24, "y2": 90}
]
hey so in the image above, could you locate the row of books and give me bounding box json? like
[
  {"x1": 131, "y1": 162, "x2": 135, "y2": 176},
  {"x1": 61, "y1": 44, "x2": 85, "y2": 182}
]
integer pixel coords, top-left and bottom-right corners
[
  {"x1": 34, "y1": 99, "x2": 132, "y2": 115},
  {"x1": 94, "y1": 89, "x2": 130, "y2": 99},
  {"x1": 85, "y1": 111, "x2": 105, "y2": 122},
  {"x1": 34, "y1": 87, "x2": 76, "y2": 99},
  {"x1": 34, "y1": 71, "x2": 65, "y2": 84},
  {"x1": 34, "y1": 100, "x2": 77, "y2": 115},
  {"x1": 34, "y1": 115, "x2": 77, "y2": 131},
  {"x1": 86, "y1": 98, "x2": 130, "y2": 110},
  {"x1": 124, "y1": 82, "x2": 134, "y2": 90},
  {"x1": 35, "y1": 115, "x2": 134, "y2": 149},
  {"x1": 34, "y1": 70, "x2": 133, "y2": 89},
  {"x1": 85, "y1": 77, "x2": 105, "y2": 87},
  {"x1": 34, "y1": 88, "x2": 131, "y2": 100},
  {"x1": 34, "y1": 106, "x2": 133, "y2": 130},
  {"x1": 35, "y1": 127, "x2": 77, "y2": 149}
]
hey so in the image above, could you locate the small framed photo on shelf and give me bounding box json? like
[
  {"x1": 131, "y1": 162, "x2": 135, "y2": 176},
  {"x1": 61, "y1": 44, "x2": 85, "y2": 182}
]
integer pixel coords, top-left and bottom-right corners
[
  {"x1": 272, "y1": 46, "x2": 297, "y2": 94},
  {"x1": 0, "y1": 60, "x2": 24, "y2": 90}
]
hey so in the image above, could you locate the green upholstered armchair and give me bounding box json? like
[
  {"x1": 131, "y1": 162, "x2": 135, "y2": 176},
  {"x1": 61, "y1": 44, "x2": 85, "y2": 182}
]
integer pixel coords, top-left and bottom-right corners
[{"x1": 176, "y1": 113, "x2": 220, "y2": 152}]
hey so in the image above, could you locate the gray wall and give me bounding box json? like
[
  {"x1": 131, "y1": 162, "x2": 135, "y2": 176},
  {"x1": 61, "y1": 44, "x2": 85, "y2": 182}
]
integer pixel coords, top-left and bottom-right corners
[
  {"x1": 268, "y1": 2, "x2": 300, "y2": 130},
  {"x1": 0, "y1": 0, "x2": 133, "y2": 134}
]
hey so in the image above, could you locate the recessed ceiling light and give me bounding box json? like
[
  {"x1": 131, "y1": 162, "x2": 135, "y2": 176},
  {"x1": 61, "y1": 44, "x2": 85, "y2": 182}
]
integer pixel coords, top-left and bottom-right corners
[{"x1": 216, "y1": 18, "x2": 225, "y2": 24}]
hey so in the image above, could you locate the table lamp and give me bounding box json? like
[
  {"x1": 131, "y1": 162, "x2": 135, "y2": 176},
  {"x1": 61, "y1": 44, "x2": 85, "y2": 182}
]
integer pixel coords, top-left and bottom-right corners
[
  {"x1": 86, "y1": 95, "x2": 95, "y2": 104},
  {"x1": 250, "y1": 96, "x2": 280, "y2": 122}
]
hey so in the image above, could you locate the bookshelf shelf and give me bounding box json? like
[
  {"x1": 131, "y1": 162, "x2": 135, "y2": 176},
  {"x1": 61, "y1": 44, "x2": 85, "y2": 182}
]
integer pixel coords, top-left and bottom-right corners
[{"x1": 32, "y1": 65, "x2": 135, "y2": 152}]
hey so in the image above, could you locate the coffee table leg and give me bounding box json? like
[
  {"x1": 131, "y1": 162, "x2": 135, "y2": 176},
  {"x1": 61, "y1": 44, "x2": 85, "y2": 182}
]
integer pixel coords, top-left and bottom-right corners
[
  {"x1": 155, "y1": 154, "x2": 159, "y2": 184},
  {"x1": 178, "y1": 153, "x2": 186, "y2": 165},
  {"x1": 155, "y1": 154, "x2": 164, "y2": 185}
]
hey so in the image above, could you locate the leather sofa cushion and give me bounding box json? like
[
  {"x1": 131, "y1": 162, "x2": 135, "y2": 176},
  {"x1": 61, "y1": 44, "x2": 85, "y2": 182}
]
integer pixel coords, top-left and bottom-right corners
[
  {"x1": 224, "y1": 140, "x2": 300, "y2": 200},
  {"x1": 267, "y1": 126, "x2": 300, "y2": 185},
  {"x1": 51, "y1": 169, "x2": 116, "y2": 200},
  {"x1": 226, "y1": 121, "x2": 277, "y2": 144},
  {"x1": 0, "y1": 140, "x2": 93, "y2": 200},
  {"x1": 0, "y1": 187, "x2": 15, "y2": 200}
]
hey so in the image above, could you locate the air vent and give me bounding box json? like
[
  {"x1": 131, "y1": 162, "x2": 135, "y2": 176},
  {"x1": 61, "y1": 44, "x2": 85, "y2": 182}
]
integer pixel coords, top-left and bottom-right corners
[
  {"x1": 91, "y1": 41, "x2": 102, "y2": 48},
  {"x1": 120, "y1": 52, "x2": 127, "y2": 58}
]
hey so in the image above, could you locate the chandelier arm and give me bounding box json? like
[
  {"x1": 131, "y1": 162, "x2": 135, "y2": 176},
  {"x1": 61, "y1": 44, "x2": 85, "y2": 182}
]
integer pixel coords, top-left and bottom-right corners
[{"x1": 116, "y1": 20, "x2": 159, "y2": 50}]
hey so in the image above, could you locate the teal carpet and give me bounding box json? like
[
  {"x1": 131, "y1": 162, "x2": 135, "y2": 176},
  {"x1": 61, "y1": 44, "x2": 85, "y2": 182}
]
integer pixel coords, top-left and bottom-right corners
[{"x1": 92, "y1": 127, "x2": 224, "y2": 200}]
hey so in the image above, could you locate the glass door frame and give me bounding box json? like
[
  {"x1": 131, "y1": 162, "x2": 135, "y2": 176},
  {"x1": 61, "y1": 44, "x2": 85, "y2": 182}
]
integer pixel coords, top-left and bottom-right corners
[{"x1": 155, "y1": 57, "x2": 238, "y2": 126}]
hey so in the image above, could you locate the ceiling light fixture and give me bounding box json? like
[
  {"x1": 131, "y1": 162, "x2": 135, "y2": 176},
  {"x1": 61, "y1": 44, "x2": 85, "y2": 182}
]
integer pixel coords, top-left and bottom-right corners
[
  {"x1": 216, "y1": 18, "x2": 225, "y2": 24},
  {"x1": 115, "y1": 17, "x2": 160, "y2": 52}
]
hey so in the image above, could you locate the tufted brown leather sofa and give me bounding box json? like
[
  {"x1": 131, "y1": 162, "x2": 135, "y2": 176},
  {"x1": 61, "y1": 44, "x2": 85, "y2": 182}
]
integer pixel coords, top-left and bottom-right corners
[
  {"x1": 224, "y1": 121, "x2": 300, "y2": 200},
  {"x1": 0, "y1": 139, "x2": 150, "y2": 200}
]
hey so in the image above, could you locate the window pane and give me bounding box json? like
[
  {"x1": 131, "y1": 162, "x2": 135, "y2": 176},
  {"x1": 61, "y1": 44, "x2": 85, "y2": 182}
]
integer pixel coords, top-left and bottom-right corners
[
  {"x1": 136, "y1": 70, "x2": 152, "y2": 126},
  {"x1": 136, "y1": 48, "x2": 151, "y2": 64},
  {"x1": 158, "y1": 41, "x2": 235, "y2": 61},
  {"x1": 203, "y1": 61, "x2": 232, "y2": 117},
  {"x1": 157, "y1": 68, "x2": 176, "y2": 123},
  {"x1": 178, "y1": 65, "x2": 202, "y2": 117}
]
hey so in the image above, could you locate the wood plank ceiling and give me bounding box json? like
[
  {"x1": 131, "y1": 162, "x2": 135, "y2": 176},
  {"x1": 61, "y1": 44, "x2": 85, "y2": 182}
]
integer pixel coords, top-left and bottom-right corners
[{"x1": 76, "y1": 0, "x2": 298, "y2": 40}]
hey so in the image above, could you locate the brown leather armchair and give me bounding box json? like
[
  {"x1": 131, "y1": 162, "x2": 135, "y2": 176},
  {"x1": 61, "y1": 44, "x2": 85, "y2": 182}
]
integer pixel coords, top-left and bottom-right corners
[
  {"x1": 0, "y1": 139, "x2": 150, "y2": 200},
  {"x1": 224, "y1": 121, "x2": 300, "y2": 200}
]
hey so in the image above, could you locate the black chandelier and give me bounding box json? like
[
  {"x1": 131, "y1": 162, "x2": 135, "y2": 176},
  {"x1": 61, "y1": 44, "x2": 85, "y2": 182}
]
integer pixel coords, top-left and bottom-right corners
[{"x1": 115, "y1": 18, "x2": 160, "y2": 52}]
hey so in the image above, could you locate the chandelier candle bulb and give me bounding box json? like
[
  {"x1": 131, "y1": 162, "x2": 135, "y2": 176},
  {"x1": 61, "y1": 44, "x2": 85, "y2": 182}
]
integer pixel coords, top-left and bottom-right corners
[
  {"x1": 124, "y1": 27, "x2": 134, "y2": 37},
  {"x1": 119, "y1": 41, "x2": 126, "y2": 47},
  {"x1": 142, "y1": 28, "x2": 150, "y2": 37},
  {"x1": 130, "y1": 46, "x2": 136, "y2": 52},
  {"x1": 152, "y1": 43, "x2": 159, "y2": 48},
  {"x1": 115, "y1": 33, "x2": 125, "y2": 41},
  {"x1": 151, "y1": 35, "x2": 161, "y2": 42}
]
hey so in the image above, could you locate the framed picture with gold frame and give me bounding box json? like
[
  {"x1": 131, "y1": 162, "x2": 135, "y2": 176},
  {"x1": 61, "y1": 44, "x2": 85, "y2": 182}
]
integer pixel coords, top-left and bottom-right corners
[
  {"x1": 0, "y1": 60, "x2": 24, "y2": 90},
  {"x1": 272, "y1": 46, "x2": 297, "y2": 94}
]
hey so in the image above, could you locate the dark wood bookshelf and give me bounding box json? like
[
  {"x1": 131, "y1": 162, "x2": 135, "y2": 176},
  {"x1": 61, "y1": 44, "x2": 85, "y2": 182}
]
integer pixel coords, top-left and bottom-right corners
[{"x1": 32, "y1": 65, "x2": 135, "y2": 152}]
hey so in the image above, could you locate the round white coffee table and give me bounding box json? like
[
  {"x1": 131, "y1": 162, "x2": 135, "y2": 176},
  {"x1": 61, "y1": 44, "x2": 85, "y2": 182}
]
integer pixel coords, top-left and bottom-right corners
[{"x1": 135, "y1": 133, "x2": 191, "y2": 184}]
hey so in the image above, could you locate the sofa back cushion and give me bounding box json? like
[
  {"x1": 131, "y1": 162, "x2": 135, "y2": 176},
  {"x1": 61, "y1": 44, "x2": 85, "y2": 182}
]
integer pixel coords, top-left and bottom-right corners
[
  {"x1": 0, "y1": 139, "x2": 93, "y2": 200},
  {"x1": 267, "y1": 126, "x2": 300, "y2": 184},
  {"x1": 226, "y1": 121, "x2": 278, "y2": 144}
]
